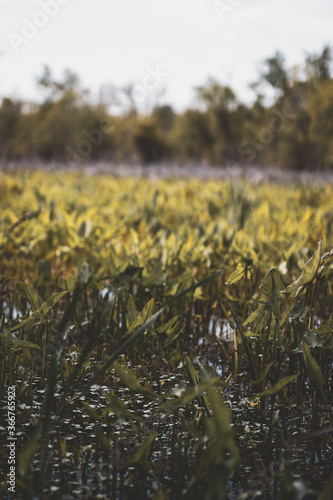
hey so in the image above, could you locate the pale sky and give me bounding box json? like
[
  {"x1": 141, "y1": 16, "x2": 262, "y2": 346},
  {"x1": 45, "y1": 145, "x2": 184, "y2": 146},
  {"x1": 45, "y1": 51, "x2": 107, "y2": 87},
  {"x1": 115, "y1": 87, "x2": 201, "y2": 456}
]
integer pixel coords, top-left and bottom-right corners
[{"x1": 0, "y1": 0, "x2": 332, "y2": 111}]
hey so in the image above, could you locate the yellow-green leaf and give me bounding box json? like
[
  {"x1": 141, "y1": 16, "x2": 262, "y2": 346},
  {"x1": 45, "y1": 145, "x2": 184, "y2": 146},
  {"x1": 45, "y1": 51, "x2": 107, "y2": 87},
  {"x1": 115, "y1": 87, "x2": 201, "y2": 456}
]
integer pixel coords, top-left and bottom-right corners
[
  {"x1": 255, "y1": 375, "x2": 298, "y2": 398},
  {"x1": 285, "y1": 240, "x2": 323, "y2": 296},
  {"x1": 303, "y1": 341, "x2": 325, "y2": 400},
  {"x1": 10, "y1": 340, "x2": 41, "y2": 350},
  {"x1": 23, "y1": 280, "x2": 43, "y2": 311},
  {"x1": 11, "y1": 291, "x2": 69, "y2": 331},
  {"x1": 102, "y1": 390, "x2": 143, "y2": 422},
  {"x1": 123, "y1": 298, "x2": 154, "y2": 337},
  {"x1": 226, "y1": 263, "x2": 248, "y2": 285},
  {"x1": 113, "y1": 361, "x2": 158, "y2": 400}
]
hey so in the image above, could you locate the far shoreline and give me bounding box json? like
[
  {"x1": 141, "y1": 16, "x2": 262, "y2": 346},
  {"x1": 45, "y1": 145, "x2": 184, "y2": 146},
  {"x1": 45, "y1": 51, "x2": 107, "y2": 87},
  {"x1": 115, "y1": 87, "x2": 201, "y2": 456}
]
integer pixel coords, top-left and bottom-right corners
[{"x1": 1, "y1": 161, "x2": 333, "y2": 186}]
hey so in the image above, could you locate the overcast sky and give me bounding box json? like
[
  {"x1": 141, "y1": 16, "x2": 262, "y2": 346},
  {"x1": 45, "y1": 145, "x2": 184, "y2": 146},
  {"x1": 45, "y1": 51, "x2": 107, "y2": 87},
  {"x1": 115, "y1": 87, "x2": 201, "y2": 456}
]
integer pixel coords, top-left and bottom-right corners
[{"x1": 0, "y1": 0, "x2": 332, "y2": 111}]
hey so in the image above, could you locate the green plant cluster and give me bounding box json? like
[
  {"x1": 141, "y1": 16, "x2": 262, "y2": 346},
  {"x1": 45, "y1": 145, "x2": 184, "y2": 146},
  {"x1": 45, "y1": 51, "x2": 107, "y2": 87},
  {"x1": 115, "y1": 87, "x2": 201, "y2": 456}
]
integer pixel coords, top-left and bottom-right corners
[{"x1": 0, "y1": 171, "x2": 332, "y2": 498}]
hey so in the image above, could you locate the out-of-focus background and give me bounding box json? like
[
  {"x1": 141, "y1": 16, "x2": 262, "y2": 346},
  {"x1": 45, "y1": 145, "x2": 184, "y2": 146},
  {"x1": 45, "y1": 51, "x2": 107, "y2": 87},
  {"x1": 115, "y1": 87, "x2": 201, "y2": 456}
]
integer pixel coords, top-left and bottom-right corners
[{"x1": 1, "y1": 0, "x2": 333, "y2": 171}]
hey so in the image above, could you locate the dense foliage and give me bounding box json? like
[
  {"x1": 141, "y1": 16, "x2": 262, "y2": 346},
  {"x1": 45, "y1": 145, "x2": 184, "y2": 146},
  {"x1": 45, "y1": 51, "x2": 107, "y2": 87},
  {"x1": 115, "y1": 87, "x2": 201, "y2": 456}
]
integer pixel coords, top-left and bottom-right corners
[
  {"x1": 0, "y1": 170, "x2": 332, "y2": 498},
  {"x1": 1, "y1": 46, "x2": 333, "y2": 169}
]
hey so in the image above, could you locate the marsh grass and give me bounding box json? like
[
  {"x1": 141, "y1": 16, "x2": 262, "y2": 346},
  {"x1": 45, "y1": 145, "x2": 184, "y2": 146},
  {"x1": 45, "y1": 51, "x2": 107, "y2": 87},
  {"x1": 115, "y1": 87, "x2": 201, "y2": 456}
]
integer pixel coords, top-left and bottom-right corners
[{"x1": 0, "y1": 171, "x2": 332, "y2": 499}]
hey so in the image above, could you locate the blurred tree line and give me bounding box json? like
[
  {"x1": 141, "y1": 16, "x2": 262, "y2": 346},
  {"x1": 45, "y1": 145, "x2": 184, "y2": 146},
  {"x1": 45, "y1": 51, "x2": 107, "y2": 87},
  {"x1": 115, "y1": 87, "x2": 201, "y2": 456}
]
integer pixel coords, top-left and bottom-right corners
[{"x1": 1, "y1": 46, "x2": 333, "y2": 170}]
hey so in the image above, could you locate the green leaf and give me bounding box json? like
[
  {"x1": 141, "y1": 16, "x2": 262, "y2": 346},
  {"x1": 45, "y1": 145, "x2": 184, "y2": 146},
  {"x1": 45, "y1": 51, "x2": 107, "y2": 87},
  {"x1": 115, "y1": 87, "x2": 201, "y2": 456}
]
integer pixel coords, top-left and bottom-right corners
[
  {"x1": 174, "y1": 270, "x2": 223, "y2": 300},
  {"x1": 56, "y1": 273, "x2": 77, "y2": 291},
  {"x1": 304, "y1": 329, "x2": 325, "y2": 348},
  {"x1": 156, "y1": 315, "x2": 180, "y2": 334},
  {"x1": 186, "y1": 355, "x2": 199, "y2": 387},
  {"x1": 113, "y1": 265, "x2": 143, "y2": 285},
  {"x1": 81, "y1": 401, "x2": 104, "y2": 423},
  {"x1": 289, "y1": 341, "x2": 304, "y2": 354},
  {"x1": 141, "y1": 269, "x2": 166, "y2": 287},
  {"x1": 280, "y1": 302, "x2": 295, "y2": 327},
  {"x1": 123, "y1": 298, "x2": 155, "y2": 337},
  {"x1": 281, "y1": 302, "x2": 309, "y2": 326},
  {"x1": 194, "y1": 385, "x2": 239, "y2": 497},
  {"x1": 77, "y1": 262, "x2": 92, "y2": 284},
  {"x1": 185, "y1": 356, "x2": 213, "y2": 416},
  {"x1": 162, "y1": 378, "x2": 227, "y2": 412},
  {"x1": 113, "y1": 361, "x2": 158, "y2": 400},
  {"x1": 314, "y1": 322, "x2": 333, "y2": 335},
  {"x1": 94, "y1": 258, "x2": 112, "y2": 282},
  {"x1": 319, "y1": 472, "x2": 333, "y2": 500},
  {"x1": 250, "y1": 361, "x2": 274, "y2": 386},
  {"x1": 285, "y1": 240, "x2": 323, "y2": 296},
  {"x1": 168, "y1": 383, "x2": 187, "y2": 397},
  {"x1": 102, "y1": 390, "x2": 143, "y2": 423},
  {"x1": 244, "y1": 307, "x2": 267, "y2": 326},
  {"x1": 255, "y1": 375, "x2": 298, "y2": 398},
  {"x1": 11, "y1": 291, "x2": 69, "y2": 331},
  {"x1": 206, "y1": 385, "x2": 238, "y2": 450},
  {"x1": 109, "y1": 246, "x2": 123, "y2": 270},
  {"x1": 303, "y1": 341, "x2": 325, "y2": 400},
  {"x1": 163, "y1": 326, "x2": 183, "y2": 347},
  {"x1": 230, "y1": 309, "x2": 259, "y2": 381},
  {"x1": 257, "y1": 267, "x2": 284, "y2": 320},
  {"x1": 226, "y1": 263, "x2": 250, "y2": 285},
  {"x1": 95, "y1": 428, "x2": 113, "y2": 454},
  {"x1": 244, "y1": 268, "x2": 283, "y2": 327},
  {"x1": 9, "y1": 340, "x2": 41, "y2": 350},
  {"x1": 130, "y1": 433, "x2": 157, "y2": 464},
  {"x1": 198, "y1": 365, "x2": 220, "y2": 383},
  {"x1": 23, "y1": 281, "x2": 43, "y2": 310},
  {"x1": 126, "y1": 295, "x2": 138, "y2": 330}
]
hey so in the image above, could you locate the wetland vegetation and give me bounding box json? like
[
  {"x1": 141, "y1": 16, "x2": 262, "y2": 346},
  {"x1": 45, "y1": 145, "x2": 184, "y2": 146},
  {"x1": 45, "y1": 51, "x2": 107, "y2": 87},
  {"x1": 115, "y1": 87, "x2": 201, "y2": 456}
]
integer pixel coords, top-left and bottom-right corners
[{"x1": 0, "y1": 170, "x2": 332, "y2": 499}]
